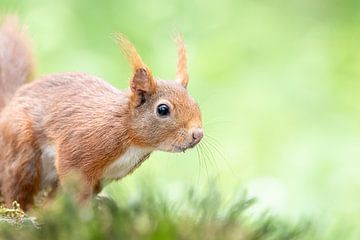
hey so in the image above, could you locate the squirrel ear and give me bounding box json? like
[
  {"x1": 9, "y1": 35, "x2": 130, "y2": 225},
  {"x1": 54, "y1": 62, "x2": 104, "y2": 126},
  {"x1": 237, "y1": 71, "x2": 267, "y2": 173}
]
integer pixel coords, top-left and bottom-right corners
[
  {"x1": 116, "y1": 33, "x2": 156, "y2": 104},
  {"x1": 175, "y1": 33, "x2": 189, "y2": 88},
  {"x1": 131, "y1": 67, "x2": 156, "y2": 96}
]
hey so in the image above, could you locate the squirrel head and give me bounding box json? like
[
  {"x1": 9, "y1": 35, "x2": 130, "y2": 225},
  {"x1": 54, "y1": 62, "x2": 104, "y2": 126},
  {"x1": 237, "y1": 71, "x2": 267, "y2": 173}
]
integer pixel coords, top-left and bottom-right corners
[{"x1": 117, "y1": 34, "x2": 203, "y2": 152}]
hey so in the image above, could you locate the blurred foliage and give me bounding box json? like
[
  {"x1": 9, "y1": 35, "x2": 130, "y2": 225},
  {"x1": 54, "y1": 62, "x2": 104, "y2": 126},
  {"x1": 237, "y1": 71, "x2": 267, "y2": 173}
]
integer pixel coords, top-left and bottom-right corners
[
  {"x1": 0, "y1": 183, "x2": 314, "y2": 240},
  {"x1": 0, "y1": 0, "x2": 360, "y2": 238}
]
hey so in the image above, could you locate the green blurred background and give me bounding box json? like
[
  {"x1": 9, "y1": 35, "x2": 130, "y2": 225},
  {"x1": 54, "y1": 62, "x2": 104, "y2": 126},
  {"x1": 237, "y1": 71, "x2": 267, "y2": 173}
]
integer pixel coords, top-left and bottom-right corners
[{"x1": 1, "y1": 0, "x2": 360, "y2": 236}]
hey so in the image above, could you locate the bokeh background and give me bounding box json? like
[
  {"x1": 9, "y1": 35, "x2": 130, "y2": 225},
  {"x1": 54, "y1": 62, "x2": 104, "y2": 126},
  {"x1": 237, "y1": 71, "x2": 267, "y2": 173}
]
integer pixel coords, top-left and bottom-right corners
[{"x1": 1, "y1": 0, "x2": 360, "y2": 237}]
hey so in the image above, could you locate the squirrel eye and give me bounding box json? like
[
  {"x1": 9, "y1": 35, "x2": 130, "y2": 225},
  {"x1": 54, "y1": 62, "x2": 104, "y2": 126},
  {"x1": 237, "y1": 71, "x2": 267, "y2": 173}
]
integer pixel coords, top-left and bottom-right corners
[{"x1": 157, "y1": 104, "x2": 170, "y2": 117}]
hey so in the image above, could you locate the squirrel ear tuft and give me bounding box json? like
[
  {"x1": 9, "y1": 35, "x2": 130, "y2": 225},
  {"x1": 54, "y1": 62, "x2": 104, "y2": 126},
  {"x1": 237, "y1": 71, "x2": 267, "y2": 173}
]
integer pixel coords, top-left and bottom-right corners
[
  {"x1": 116, "y1": 33, "x2": 156, "y2": 104},
  {"x1": 116, "y1": 33, "x2": 146, "y2": 71},
  {"x1": 175, "y1": 33, "x2": 189, "y2": 88}
]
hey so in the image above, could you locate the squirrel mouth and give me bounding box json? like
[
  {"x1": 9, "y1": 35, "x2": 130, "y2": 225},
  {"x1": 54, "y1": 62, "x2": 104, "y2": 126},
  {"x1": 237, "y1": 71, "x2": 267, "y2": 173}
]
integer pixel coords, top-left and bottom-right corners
[
  {"x1": 169, "y1": 129, "x2": 203, "y2": 153},
  {"x1": 171, "y1": 145, "x2": 187, "y2": 152},
  {"x1": 172, "y1": 142, "x2": 200, "y2": 153}
]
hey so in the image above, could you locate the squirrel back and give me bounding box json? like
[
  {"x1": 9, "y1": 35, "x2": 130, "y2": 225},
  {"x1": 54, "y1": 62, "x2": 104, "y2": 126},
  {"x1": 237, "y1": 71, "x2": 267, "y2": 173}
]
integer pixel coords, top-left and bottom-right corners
[{"x1": 0, "y1": 16, "x2": 34, "y2": 111}]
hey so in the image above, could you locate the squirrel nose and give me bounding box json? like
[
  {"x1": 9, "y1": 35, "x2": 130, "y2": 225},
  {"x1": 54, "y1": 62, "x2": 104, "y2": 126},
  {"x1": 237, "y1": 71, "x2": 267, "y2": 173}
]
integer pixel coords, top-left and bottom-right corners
[{"x1": 192, "y1": 128, "x2": 204, "y2": 143}]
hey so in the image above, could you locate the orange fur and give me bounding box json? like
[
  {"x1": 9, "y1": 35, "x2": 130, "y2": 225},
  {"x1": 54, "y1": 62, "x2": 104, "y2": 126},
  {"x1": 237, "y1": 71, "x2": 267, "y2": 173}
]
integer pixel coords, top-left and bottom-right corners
[
  {"x1": 175, "y1": 33, "x2": 189, "y2": 88},
  {"x1": 0, "y1": 15, "x2": 34, "y2": 111},
  {"x1": 116, "y1": 33, "x2": 156, "y2": 103},
  {"x1": 0, "y1": 18, "x2": 203, "y2": 211}
]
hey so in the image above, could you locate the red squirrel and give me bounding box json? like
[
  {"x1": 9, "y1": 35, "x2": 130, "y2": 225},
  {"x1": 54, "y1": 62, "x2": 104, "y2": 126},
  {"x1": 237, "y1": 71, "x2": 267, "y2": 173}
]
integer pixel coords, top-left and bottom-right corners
[{"x1": 0, "y1": 16, "x2": 203, "y2": 210}]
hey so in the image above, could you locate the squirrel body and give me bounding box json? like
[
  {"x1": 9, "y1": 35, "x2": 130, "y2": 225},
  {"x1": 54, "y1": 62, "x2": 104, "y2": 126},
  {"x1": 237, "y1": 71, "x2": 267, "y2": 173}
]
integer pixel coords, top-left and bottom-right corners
[{"x1": 0, "y1": 17, "x2": 203, "y2": 210}]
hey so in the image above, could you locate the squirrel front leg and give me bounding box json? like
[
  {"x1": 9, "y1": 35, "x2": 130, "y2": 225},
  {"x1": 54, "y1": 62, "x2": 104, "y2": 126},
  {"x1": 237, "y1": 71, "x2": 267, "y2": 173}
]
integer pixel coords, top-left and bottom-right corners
[{"x1": 55, "y1": 152, "x2": 103, "y2": 203}]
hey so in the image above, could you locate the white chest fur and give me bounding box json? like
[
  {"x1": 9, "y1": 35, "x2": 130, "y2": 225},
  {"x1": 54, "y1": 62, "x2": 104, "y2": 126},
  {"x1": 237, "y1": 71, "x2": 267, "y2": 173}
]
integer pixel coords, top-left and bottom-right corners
[{"x1": 103, "y1": 146, "x2": 152, "y2": 180}]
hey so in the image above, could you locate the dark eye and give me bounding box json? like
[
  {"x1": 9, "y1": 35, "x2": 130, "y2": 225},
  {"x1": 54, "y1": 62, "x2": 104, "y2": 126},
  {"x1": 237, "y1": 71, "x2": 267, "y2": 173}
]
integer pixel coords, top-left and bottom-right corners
[{"x1": 157, "y1": 104, "x2": 170, "y2": 117}]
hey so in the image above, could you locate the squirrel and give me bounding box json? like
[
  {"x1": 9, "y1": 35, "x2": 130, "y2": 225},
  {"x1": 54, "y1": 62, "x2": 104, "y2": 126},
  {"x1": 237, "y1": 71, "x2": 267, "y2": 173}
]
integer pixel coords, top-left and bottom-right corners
[{"x1": 0, "y1": 16, "x2": 203, "y2": 210}]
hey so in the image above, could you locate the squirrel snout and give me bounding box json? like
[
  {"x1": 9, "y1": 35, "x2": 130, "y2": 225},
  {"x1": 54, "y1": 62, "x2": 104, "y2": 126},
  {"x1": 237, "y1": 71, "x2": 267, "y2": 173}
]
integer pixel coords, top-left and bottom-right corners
[{"x1": 191, "y1": 128, "x2": 204, "y2": 145}]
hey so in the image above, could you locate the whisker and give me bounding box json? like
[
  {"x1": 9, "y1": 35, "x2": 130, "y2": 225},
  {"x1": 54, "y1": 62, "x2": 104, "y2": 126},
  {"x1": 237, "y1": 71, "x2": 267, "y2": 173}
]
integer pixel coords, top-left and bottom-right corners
[
  {"x1": 199, "y1": 143, "x2": 211, "y2": 178},
  {"x1": 203, "y1": 120, "x2": 233, "y2": 128},
  {"x1": 198, "y1": 143, "x2": 209, "y2": 178},
  {"x1": 199, "y1": 141, "x2": 213, "y2": 168},
  {"x1": 195, "y1": 146, "x2": 202, "y2": 183},
  {"x1": 204, "y1": 138, "x2": 225, "y2": 160},
  {"x1": 203, "y1": 135, "x2": 234, "y2": 173},
  {"x1": 202, "y1": 142, "x2": 217, "y2": 170},
  {"x1": 204, "y1": 134, "x2": 223, "y2": 146},
  {"x1": 201, "y1": 140, "x2": 218, "y2": 169},
  {"x1": 196, "y1": 144, "x2": 204, "y2": 175},
  {"x1": 204, "y1": 136, "x2": 226, "y2": 160}
]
